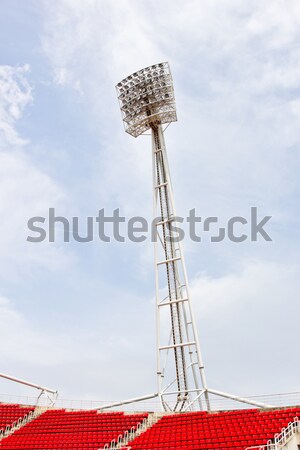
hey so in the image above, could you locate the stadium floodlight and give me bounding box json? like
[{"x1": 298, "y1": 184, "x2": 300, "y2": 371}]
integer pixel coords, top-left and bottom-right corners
[
  {"x1": 117, "y1": 62, "x2": 209, "y2": 412},
  {"x1": 116, "y1": 62, "x2": 209, "y2": 412},
  {"x1": 106, "y1": 62, "x2": 274, "y2": 413},
  {"x1": 116, "y1": 62, "x2": 177, "y2": 138}
]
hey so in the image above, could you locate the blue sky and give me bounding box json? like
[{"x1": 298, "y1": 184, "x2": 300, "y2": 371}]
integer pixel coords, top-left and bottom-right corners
[{"x1": 0, "y1": 0, "x2": 299, "y2": 408}]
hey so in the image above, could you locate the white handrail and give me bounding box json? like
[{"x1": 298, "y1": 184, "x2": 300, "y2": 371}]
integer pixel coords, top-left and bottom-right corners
[
  {"x1": 0, "y1": 407, "x2": 42, "y2": 441},
  {"x1": 246, "y1": 417, "x2": 300, "y2": 450},
  {"x1": 100, "y1": 414, "x2": 157, "y2": 450}
]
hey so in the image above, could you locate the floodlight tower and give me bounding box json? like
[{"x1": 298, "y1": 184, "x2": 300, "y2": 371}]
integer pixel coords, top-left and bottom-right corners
[
  {"x1": 116, "y1": 62, "x2": 210, "y2": 412},
  {"x1": 114, "y1": 62, "x2": 274, "y2": 414}
]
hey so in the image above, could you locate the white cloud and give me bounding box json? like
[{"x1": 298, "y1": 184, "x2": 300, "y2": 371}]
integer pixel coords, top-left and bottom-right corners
[
  {"x1": 39, "y1": 0, "x2": 300, "y2": 216},
  {"x1": 42, "y1": 0, "x2": 162, "y2": 89},
  {"x1": 246, "y1": 0, "x2": 300, "y2": 49},
  {"x1": 0, "y1": 151, "x2": 72, "y2": 278},
  {"x1": 0, "y1": 294, "x2": 66, "y2": 365},
  {"x1": 0, "y1": 290, "x2": 156, "y2": 401},
  {"x1": 0, "y1": 64, "x2": 73, "y2": 279},
  {"x1": 190, "y1": 260, "x2": 300, "y2": 393},
  {"x1": 40, "y1": 0, "x2": 164, "y2": 215},
  {"x1": 0, "y1": 64, "x2": 32, "y2": 146},
  {"x1": 191, "y1": 259, "x2": 299, "y2": 317}
]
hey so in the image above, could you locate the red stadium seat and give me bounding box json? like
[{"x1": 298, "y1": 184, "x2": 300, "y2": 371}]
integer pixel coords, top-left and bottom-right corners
[
  {"x1": 0, "y1": 403, "x2": 34, "y2": 433},
  {"x1": 128, "y1": 407, "x2": 300, "y2": 450},
  {"x1": 0, "y1": 408, "x2": 148, "y2": 450},
  {"x1": 0, "y1": 406, "x2": 299, "y2": 449}
]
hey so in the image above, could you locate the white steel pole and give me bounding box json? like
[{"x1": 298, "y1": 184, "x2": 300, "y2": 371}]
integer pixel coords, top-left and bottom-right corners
[
  {"x1": 156, "y1": 126, "x2": 210, "y2": 411},
  {"x1": 0, "y1": 373, "x2": 57, "y2": 394},
  {"x1": 152, "y1": 131, "x2": 164, "y2": 412},
  {"x1": 207, "y1": 388, "x2": 273, "y2": 409},
  {"x1": 0, "y1": 372, "x2": 58, "y2": 406},
  {"x1": 94, "y1": 393, "x2": 158, "y2": 411}
]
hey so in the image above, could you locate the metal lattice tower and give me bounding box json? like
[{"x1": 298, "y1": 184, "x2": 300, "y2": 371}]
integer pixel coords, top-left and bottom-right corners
[
  {"x1": 115, "y1": 62, "x2": 273, "y2": 413},
  {"x1": 116, "y1": 62, "x2": 209, "y2": 412},
  {"x1": 151, "y1": 124, "x2": 210, "y2": 412}
]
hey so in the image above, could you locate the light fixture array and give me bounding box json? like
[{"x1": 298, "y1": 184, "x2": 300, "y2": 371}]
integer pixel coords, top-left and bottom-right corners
[{"x1": 116, "y1": 62, "x2": 177, "y2": 137}]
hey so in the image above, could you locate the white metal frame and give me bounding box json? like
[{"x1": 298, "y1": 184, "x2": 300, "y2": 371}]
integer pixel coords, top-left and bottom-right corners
[
  {"x1": 0, "y1": 372, "x2": 58, "y2": 406},
  {"x1": 93, "y1": 393, "x2": 158, "y2": 411},
  {"x1": 111, "y1": 62, "x2": 274, "y2": 412}
]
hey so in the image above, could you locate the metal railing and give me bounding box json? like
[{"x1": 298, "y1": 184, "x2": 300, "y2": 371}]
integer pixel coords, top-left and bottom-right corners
[
  {"x1": 246, "y1": 417, "x2": 300, "y2": 450},
  {"x1": 0, "y1": 373, "x2": 58, "y2": 406},
  {"x1": 0, "y1": 406, "x2": 44, "y2": 441},
  {"x1": 101, "y1": 413, "x2": 160, "y2": 450},
  {"x1": 103, "y1": 415, "x2": 148, "y2": 450},
  {"x1": 100, "y1": 448, "x2": 131, "y2": 450},
  {"x1": 0, "y1": 391, "x2": 300, "y2": 411}
]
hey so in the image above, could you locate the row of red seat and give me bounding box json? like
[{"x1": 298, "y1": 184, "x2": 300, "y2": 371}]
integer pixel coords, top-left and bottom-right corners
[
  {"x1": 0, "y1": 408, "x2": 148, "y2": 450},
  {"x1": 0, "y1": 404, "x2": 299, "y2": 450},
  {"x1": 128, "y1": 407, "x2": 300, "y2": 450},
  {"x1": 0, "y1": 404, "x2": 34, "y2": 432}
]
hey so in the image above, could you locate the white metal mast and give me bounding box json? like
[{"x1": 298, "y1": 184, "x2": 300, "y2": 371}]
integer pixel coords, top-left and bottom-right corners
[
  {"x1": 115, "y1": 62, "x2": 273, "y2": 413},
  {"x1": 116, "y1": 62, "x2": 209, "y2": 412},
  {"x1": 151, "y1": 124, "x2": 210, "y2": 412}
]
